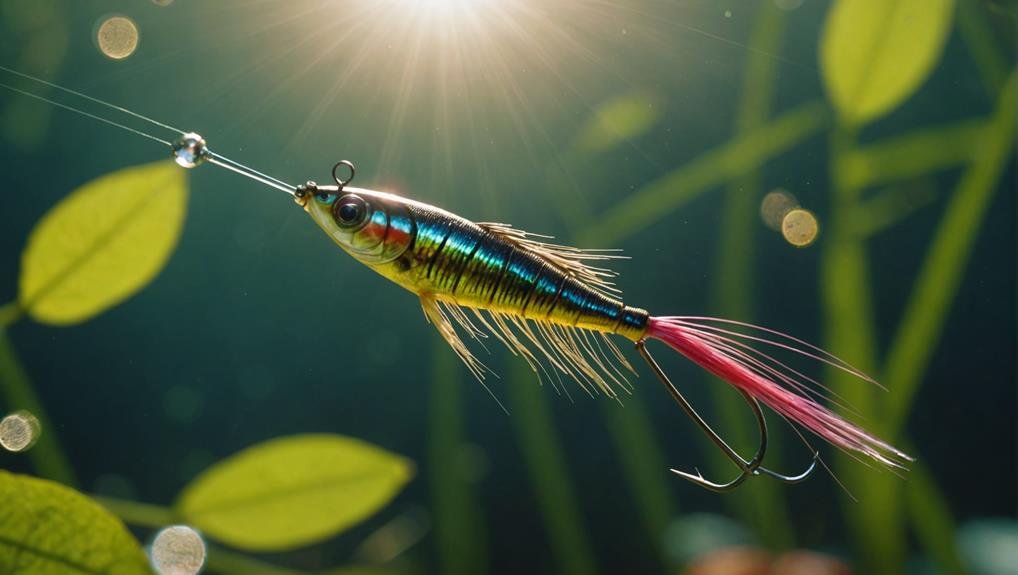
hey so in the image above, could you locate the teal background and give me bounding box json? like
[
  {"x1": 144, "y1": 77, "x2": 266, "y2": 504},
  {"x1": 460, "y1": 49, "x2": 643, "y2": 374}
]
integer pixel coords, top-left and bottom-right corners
[{"x1": 0, "y1": 1, "x2": 1015, "y2": 574}]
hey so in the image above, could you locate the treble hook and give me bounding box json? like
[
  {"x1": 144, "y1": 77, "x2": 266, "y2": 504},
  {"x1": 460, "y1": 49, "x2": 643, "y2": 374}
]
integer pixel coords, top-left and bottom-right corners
[{"x1": 635, "y1": 339, "x2": 818, "y2": 492}]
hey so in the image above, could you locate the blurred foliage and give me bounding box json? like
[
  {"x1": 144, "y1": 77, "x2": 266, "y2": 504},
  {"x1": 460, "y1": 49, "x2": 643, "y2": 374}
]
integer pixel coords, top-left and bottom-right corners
[
  {"x1": 506, "y1": 360, "x2": 597, "y2": 575},
  {"x1": 18, "y1": 160, "x2": 187, "y2": 325},
  {"x1": 0, "y1": 330, "x2": 75, "y2": 485},
  {"x1": 578, "y1": 101, "x2": 831, "y2": 246},
  {"x1": 820, "y1": 0, "x2": 957, "y2": 126},
  {"x1": 572, "y1": 91, "x2": 663, "y2": 154},
  {"x1": 428, "y1": 338, "x2": 487, "y2": 575},
  {"x1": 0, "y1": 470, "x2": 150, "y2": 574},
  {"x1": 882, "y1": 73, "x2": 1016, "y2": 435},
  {"x1": 956, "y1": 518, "x2": 1018, "y2": 575},
  {"x1": 178, "y1": 434, "x2": 413, "y2": 552},
  {"x1": 1, "y1": 161, "x2": 187, "y2": 491},
  {"x1": 0, "y1": 0, "x2": 68, "y2": 151},
  {"x1": 709, "y1": 0, "x2": 795, "y2": 550},
  {"x1": 0, "y1": 162, "x2": 414, "y2": 573},
  {"x1": 0, "y1": 1, "x2": 1013, "y2": 574}
]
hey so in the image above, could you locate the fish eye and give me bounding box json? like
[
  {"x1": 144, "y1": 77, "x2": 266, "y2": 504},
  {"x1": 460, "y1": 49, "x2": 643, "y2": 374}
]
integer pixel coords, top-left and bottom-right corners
[
  {"x1": 315, "y1": 192, "x2": 337, "y2": 206},
  {"x1": 333, "y1": 195, "x2": 368, "y2": 227}
]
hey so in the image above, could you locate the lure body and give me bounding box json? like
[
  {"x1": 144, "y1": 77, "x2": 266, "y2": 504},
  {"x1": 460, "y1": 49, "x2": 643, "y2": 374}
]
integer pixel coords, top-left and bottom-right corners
[
  {"x1": 298, "y1": 183, "x2": 648, "y2": 390},
  {"x1": 305, "y1": 187, "x2": 646, "y2": 336}
]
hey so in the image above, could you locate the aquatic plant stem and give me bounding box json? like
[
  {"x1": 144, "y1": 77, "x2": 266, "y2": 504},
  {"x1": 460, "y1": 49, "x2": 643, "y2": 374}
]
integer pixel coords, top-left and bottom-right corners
[
  {"x1": 0, "y1": 302, "x2": 22, "y2": 328},
  {"x1": 709, "y1": 0, "x2": 794, "y2": 550},
  {"x1": 577, "y1": 101, "x2": 831, "y2": 246},
  {"x1": 598, "y1": 400, "x2": 675, "y2": 566},
  {"x1": 0, "y1": 329, "x2": 77, "y2": 486},
  {"x1": 839, "y1": 119, "x2": 987, "y2": 191},
  {"x1": 903, "y1": 447, "x2": 970, "y2": 575},
  {"x1": 92, "y1": 494, "x2": 177, "y2": 528},
  {"x1": 883, "y1": 72, "x2": 1017, "y2": 436},
  {"x1": 507, "y1": 360, "x2": 598, "y2": 575},
  {"x1": 820, "y1": 71, "x2": 1015, "y2": 575},
  {"x1": 428, "y1": 340, "x2": 488, "y2": 575},
  {"x1": 823, "y1": 125, "x2": 903, "y2": 575},
  {"x1": 556, "y1": 124, "x2": 677, "y2": 566},
  {"x1": 957, "y1": 0, "x2": 1008, "y2": 96},
  {"x1": 94, "y1": 494, "x2": 318, "y2": 575},
  {"x1": 204, "y1": 547, "x2": 307, "y2": 575}
]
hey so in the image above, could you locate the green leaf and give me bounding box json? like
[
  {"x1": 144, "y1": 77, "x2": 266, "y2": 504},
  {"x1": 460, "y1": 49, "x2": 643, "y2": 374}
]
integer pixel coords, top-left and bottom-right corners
[
  {"x1": 820, "y1": 0, "x2": 956, "y2": 126},
  {"x1": 573, "y1": 91, "x2": 663, "y2": 154},
  {"x1": 18, "y1": 160, "x2": 187, "y2": 325},
  {"x1": 0, "y1": 470, "x2": 151, "y2": 574},
  {"x1": 176, "y1": 434, "x2": 414, "y2": 552}
]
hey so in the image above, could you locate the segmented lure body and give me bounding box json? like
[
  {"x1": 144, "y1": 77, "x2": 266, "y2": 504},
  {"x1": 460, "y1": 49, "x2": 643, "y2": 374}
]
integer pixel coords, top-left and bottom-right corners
[{"x1": 300, "y1": 185, "x2": 647, "y2": 395}]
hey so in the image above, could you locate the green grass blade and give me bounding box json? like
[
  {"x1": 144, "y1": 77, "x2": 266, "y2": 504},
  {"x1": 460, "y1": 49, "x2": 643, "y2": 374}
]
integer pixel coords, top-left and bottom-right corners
[
  {"x1": 507, "y1": 361, "x2": 598, "y2": 575},
  {"x1": 710, "y1": 0, "x2": 795, "y2": 550},
  {"x1": 849, "y1": 180, "x2": 939, "y2": 239},
  {"x1": 576, "y1": 101, "x2": 831, "y2": 246},
  {"x1": 824, "y1": 126, "x2": 904, "y2": 575},
  {"x1": 205, "y1": 545, "x2": 308, "y2": 575},
  {"x1": 904, "y1": 452, "x2": 971, "y2": 575},
  {"x1": 93, "y1": 494, "x2": 177, "y2": 528},
  {"x1": 0, "y1": 302, "x2": 22, "y2": 328},
  {"x1": 0, "y1": 330, "x2": 77, "y2": 486},
  {"x1": 883, "y1": 72, "x2": 1017, "y2": 436},
  {"x1": 957, "y1": 0, "x2": 1008, "y2": 96},
  {"x1": 428, "y1": 340, "x2": 488, "y2": 575},
  {"x1": 839, "y1": 119, "x2": 986, "y2": 191},
  {"x1": 598, "y1": 397, "x2": 676, "y2": 567}
]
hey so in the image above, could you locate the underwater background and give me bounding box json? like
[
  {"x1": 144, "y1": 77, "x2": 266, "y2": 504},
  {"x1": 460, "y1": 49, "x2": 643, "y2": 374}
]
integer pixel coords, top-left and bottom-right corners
[{"x1": 0, "y1": 1, "x2": 1015, "y2": 574}]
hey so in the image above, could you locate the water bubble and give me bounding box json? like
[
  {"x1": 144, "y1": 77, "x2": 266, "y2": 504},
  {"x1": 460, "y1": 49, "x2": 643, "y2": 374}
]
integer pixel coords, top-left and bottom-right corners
[
  {"x1": 152, "y1": 0, "x2": 174, "y2": 6},
  {"x1": 724, "y1": 9, "x2": 732, "y2": 18},
  {"x1": 96, "y1": 16, "x2": 139, "y2": 60},
  {"x1": 0, "y1": 410, "x2": 41, "y2": 452},
  {"x1": 760, "y1": 189, "x2": 799, "y2": 231},
  {"x1": 149, "y1": 525, "x2": 206, "y2": 575},
  {"x1": 172, "y1": 132, "x2": 209, "y2": 168},
  {"x1": 781, "y1": 209, "x2": 820, "y2": 247}
]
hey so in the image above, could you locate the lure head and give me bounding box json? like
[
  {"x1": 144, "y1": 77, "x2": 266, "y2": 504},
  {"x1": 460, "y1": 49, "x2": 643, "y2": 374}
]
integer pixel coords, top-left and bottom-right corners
[{"x1": 295, "y1": 181, "x2": 415, "y2": 265}]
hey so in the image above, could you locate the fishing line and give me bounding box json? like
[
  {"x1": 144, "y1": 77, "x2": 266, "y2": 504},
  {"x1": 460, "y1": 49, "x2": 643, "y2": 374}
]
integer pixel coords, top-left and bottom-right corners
[
  {"x1": 207, "y1": 154, "x2": 295, "y2": 195},
  {"x1": 207, "y1": 152, "x2": 295, "y2": 194},
  {"x1": 0, "y1": 80, "x2": 172, "y2": 146},
  {"x1": 0, "y1": 65, "x2": 297, "y2": 196},
  {"x1": 0, "y1": 64, "x2": 185, "y2": 137}
]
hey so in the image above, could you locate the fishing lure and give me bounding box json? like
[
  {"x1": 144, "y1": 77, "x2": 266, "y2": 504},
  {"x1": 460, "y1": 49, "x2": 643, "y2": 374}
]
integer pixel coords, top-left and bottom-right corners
[{"x1": 0, "y1": 67, "x2": 911, "y2": 491}]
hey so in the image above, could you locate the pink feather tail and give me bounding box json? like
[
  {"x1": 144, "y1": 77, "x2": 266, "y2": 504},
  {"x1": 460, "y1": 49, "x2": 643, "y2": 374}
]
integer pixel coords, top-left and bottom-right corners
[{"x1": 646, "y1": 316, "x2": 912, "y2": 469}]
